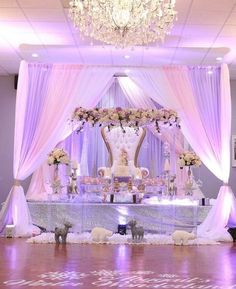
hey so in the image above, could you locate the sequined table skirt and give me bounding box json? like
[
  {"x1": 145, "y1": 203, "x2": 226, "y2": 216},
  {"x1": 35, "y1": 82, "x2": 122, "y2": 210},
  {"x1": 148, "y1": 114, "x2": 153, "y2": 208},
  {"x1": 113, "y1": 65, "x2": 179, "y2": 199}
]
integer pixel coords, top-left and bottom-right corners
[{"x1": 28, "y1": 202, "x2": 211, "y2": 235}]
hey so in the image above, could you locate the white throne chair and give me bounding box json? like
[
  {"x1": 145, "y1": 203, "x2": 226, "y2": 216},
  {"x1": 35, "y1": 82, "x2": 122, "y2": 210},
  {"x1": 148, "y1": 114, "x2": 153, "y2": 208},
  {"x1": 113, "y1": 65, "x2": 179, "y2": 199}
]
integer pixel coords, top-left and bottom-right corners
[{"x1": 98, "y1": 126, "x2": 149, "y2": 179}]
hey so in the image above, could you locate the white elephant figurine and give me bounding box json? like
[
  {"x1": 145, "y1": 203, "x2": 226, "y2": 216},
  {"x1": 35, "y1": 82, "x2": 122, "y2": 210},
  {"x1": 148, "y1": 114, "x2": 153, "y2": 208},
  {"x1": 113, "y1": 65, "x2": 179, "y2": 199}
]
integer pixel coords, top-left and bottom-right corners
[
  {"x1": 91, "y1": 227, "x2": 113, "y2": 242},
  {"x1": 172, "y1": 230, "x2": 196, "y2": 245}
]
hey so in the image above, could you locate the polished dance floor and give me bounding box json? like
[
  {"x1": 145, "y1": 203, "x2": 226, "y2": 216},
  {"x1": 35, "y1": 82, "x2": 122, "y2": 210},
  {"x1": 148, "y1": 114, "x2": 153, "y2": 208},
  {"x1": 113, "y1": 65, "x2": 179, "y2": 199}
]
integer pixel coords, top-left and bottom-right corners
[{"x1": 1, "y1": 238, "x2": 236, "y2": 288}]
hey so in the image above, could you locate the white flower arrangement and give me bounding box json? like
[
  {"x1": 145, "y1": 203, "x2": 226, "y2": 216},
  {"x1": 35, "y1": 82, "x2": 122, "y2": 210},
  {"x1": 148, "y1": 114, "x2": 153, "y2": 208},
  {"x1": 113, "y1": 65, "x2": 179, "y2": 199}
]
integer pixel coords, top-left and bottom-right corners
[
  {"x1": 72, "y1": 107, "x2": 180, "y2": 133},
  {"x1": 178, "y1": 151, "x2": 201, "y2": 169},
  {"x1": 47, "y1": 148, "x2": 70, "y2": 166}
]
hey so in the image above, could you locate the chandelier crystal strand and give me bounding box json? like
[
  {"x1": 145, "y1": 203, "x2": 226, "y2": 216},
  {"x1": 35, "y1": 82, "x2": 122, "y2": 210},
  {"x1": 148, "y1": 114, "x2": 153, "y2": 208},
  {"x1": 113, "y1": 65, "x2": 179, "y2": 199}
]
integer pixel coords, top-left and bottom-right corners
[{"x1": 69, "y1": 0, "x2": 177, "y2": 47}]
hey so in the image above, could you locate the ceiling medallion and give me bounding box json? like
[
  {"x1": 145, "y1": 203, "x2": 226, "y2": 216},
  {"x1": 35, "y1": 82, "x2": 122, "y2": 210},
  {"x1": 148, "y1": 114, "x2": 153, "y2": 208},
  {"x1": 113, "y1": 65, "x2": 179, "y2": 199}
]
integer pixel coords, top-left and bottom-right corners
[{"x1": 69, "y1": 0, "x2": 177, "y2": 48}]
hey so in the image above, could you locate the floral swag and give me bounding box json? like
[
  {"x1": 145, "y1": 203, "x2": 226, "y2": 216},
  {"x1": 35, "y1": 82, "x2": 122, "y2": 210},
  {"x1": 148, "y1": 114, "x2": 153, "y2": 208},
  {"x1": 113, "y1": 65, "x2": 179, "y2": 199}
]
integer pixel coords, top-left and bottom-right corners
[{"x1": 72, "y1": 107, "x2": 180, "y2": 133}]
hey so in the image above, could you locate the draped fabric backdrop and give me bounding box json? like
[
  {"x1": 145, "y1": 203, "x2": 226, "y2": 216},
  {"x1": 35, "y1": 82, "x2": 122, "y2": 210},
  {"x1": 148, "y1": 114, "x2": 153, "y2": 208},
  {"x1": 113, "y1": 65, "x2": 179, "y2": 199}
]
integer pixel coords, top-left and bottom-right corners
[
  {"x1": 0, "y1": 61, "x2": 234, "y2": 240},
  {"x1": 129, "y1": 65, "x2": 235, "y2": 238},
  {"x1": 0, "y1": 62, "x2": 116, "y2": 236},
  {"x1": 26, "y1": 79, "x2": 188, "y2": 201}
]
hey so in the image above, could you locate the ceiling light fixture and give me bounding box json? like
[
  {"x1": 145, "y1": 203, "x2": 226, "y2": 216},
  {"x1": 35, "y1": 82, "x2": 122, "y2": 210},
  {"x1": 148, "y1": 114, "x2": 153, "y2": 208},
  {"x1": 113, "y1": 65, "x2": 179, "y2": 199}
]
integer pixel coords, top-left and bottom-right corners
[
  {"x1": 32, "y1": 53, "x2": 38, "y2": 58},
  {"x1": 69, "y1": 0, "x2": 177, "y2": 48},
  {"x1": 216, "y1": 57, "x2": 223, "y2": 62},
  {"x1": 124, "y1": 55, "x2": 130, "y2": 59}
]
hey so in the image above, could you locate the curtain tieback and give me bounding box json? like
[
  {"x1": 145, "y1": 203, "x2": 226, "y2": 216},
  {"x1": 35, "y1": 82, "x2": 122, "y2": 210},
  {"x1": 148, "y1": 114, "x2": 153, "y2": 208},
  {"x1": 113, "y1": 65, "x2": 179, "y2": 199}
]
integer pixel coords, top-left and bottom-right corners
[
  {"x1": 223, "y1": 182, "x2": 229, "y2": 186},
  {"x1": 14, "y1": 179, "x2": 21, "y2": 186}
]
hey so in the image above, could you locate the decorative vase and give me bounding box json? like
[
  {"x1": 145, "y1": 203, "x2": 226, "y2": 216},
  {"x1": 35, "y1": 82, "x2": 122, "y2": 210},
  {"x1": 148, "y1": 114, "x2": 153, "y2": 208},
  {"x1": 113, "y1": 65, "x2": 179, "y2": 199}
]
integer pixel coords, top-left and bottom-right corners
[
  {"x1": 54, "y1": 163, "x2": 59, "y2": 178},
  {"x1": 52, "y1": 163, "x2": 61, "y2": 194},
  {"x1": 187, "y1": 165, "x2": 191, "y2": 177},
  {"x1": 185, "y1": 166, "x2": 193, "y2": 196}
]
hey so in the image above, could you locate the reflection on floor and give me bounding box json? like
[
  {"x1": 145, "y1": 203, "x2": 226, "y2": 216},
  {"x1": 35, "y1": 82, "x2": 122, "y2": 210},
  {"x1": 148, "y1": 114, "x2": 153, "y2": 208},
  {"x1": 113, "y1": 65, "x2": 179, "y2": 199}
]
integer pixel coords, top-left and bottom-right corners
[{"x1": 1, "y1": 238, "x2": 236, "y2": 288}]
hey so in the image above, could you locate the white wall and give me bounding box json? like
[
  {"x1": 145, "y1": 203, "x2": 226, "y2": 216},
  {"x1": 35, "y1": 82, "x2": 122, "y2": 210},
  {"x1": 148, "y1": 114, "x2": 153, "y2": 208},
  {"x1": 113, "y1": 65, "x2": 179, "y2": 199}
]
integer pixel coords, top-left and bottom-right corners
[
  {"x1": 0, "y1": 76, "x2": 16, "y2": 204},
  {"x1": 0, "y1": 76, "x2": 235, "y2": 203}
]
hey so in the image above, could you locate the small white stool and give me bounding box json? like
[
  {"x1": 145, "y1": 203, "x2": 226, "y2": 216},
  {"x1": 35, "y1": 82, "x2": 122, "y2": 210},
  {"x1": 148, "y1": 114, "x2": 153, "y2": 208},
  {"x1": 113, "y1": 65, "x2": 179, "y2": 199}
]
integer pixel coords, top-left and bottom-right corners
[{"x1": 5, "y1": 225, "x2": 15, "y2": 238}]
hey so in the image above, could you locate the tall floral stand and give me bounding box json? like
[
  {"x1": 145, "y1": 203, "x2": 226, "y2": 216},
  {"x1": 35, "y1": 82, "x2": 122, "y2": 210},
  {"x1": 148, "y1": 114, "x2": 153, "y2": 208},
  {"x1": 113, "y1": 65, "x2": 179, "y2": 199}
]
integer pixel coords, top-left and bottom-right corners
[
  {"x1": 185, "y1": 166, "x2": 194, "y2": 196},
  {"x1": 51, "y1": 164, "x2": 62, "y2": 194}
]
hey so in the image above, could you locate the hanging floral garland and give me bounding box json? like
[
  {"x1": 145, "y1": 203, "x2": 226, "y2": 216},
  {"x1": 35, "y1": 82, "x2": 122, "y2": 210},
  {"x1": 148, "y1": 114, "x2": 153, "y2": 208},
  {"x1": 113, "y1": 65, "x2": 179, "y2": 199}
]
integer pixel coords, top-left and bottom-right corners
[{"x1": 71, "y1": 107, "x2": 180, "y2": 133}]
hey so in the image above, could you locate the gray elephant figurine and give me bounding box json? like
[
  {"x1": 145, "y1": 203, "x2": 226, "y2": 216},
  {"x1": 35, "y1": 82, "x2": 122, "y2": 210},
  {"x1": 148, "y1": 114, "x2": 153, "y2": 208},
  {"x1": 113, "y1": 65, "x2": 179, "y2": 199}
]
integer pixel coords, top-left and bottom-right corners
[
  {"x1": 54, "y1": 222, "x2": 72, "y2": 244},
  {"x1": 127, "y1": 220, "x2": 144, "y2": 240}
]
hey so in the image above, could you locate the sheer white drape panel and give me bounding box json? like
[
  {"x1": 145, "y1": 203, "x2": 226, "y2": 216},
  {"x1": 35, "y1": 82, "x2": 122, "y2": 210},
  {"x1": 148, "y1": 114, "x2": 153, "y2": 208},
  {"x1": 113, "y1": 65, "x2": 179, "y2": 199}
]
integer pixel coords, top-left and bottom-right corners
[
  {"x1": 0, "y1": 62, "x2": 116, "y2": 236},
  {"x1": 118, "y1": 77, "x2": 156, "y2": 109},
  {"x1": 129, "y1": 66, "x2": 231, "y2": 183},
  {"x1": 197, "y1": 65, "x2": 235, "y2": 238},
  {"x1": 128, "y1": 68, "x2": 179, "y2": 109},
  {"x1": 197, "y1": 185, "x2": 235, "y2": 241},
  {"x1": 164, "y1": 67, "x2": 224, "y2": 181},
  {"x1": 129, "y1": 65, "x2": 233, "y2": 239},
  {"x1": 220, "y1": 64, "x2": 231, "y2": 183},
  {"x1": 26, "y1": 163, "x2": 53, "y2": 201},
  {"x1": 26, "y1": 131, "x2": 83, "y2": 201},
  {"x1": 118, "y1": 77, "x2": 187, "y2": 191}
]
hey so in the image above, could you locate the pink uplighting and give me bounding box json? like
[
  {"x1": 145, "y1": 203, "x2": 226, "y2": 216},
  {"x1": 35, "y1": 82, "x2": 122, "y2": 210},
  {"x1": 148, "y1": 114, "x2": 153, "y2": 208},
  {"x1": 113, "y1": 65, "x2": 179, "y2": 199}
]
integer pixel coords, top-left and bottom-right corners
[
  {"x1": 144, "y1": 198, "x2": 199, "y2": 206},
  {"x1": 1, "y1": 3, "x2": 236, "y2": 288}
]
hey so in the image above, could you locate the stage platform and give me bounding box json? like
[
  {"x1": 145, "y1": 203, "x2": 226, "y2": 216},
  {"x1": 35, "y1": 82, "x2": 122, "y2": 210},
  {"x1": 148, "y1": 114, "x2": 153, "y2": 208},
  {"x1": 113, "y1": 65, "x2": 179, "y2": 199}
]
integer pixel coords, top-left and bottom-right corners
[{"x1": 28, "y1": 202, "x2": 211, "y2": 235}]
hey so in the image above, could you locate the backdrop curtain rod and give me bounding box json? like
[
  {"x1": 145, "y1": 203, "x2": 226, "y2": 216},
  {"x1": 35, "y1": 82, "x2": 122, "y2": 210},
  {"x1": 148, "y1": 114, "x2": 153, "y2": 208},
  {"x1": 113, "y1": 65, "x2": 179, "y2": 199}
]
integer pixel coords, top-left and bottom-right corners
[
  {"x1": 29, "y1": 62, "x2": 222, "y2": 69},
  {"x1": 113, "y1": 73, "x2": 128, "y2": 78}
]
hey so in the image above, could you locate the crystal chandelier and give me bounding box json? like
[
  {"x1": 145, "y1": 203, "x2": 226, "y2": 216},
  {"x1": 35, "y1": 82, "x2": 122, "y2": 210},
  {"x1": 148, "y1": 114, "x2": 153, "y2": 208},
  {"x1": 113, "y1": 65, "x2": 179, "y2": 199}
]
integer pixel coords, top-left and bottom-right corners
[{"x1": 69, "y1": 0, "x2": 177, "y2": 48}]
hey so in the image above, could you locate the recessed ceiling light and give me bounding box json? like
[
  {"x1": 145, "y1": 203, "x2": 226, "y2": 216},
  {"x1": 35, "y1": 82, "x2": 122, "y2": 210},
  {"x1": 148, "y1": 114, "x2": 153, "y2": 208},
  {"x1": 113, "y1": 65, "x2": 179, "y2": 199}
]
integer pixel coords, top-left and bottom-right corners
[
  {"x1": 124, "y1": 55, "x2": 130, "y2": 59},
  {"x1": 32, "y1": 53, "x2": 38, "y2": 58},
  {"x1": 216, "y1": 57, "x2": 223, "y2": 61}
]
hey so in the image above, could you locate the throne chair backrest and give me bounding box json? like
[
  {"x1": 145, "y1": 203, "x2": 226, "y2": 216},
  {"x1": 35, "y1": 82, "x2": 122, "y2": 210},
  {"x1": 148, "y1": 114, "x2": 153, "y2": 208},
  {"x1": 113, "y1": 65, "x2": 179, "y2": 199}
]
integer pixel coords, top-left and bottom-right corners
[{"x1": 101, "y1": 126, "x2": 146, "y2": 167}]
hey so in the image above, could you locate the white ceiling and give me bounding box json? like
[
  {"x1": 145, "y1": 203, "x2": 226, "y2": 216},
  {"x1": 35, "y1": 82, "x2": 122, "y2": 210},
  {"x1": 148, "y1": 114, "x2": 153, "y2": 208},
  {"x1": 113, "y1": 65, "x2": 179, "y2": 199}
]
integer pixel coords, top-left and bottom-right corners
[{"x1": 0, "y1": 0, "x2": 236, "y2": 78}]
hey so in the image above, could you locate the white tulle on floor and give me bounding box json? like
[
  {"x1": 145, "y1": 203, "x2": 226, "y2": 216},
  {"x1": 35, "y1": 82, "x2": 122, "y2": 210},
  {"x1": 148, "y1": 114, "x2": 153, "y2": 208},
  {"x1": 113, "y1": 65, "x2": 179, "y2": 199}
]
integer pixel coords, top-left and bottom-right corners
[
  {"x1": 198, "y1": 185, "x2": 236, "y2": 240},
  {"x1": 27, "y1": 232, "x2": 225, "y2": 245},
  {"x1": 0, "y1": 185, "x2": 40, "y2": 237}
]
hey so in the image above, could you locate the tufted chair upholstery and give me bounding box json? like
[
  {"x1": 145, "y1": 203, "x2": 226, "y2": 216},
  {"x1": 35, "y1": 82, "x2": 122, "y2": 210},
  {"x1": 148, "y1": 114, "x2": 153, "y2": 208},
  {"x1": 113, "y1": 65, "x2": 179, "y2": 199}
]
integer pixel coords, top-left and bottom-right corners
[{"x1": 98, "y1": 126, "x2": 149, "y2": 179}]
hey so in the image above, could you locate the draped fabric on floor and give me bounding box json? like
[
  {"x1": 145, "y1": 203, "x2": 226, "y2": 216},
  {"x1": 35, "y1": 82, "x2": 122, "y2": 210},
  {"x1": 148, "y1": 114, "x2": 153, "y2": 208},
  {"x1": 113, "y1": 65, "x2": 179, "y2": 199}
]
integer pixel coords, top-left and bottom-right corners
[{"x1": 0, "y1": 61, "x2": 235, "y2": 239}]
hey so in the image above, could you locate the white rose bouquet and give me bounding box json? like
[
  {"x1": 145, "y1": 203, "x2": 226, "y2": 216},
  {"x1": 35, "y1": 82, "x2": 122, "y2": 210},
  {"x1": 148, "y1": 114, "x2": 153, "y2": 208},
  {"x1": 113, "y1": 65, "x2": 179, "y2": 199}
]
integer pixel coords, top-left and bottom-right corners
[
  {"x1": 178, "y1": 151, "x2": 201, "y2": 169},
  {"x1": 47, "y1": 148, "x2": 70, "y2": 166}
]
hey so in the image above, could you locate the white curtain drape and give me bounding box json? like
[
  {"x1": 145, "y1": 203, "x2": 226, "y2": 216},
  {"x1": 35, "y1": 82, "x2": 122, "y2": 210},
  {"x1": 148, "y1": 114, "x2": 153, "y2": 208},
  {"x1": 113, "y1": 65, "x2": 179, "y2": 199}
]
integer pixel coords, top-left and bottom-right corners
[
  {"x1": 128, "y1": 65, "x2": 231, "y2": 184},
  {"x1": 118, "y1": 77, "x2": 198, "y2": 196},
  {"x1": 0, "y1": 62, "x2": 233, "y2": 240},
  {"x1": 27, "y1": 130, "x2": 83, "y2": 200},
  {"x1": 0, "y1": 62, "x2": 116, "y2": 236},
  {"x1": 26, "y1": 78, "x2": 164, "y2": 200},
  {"x1": 128, "y1": 65, "x2": 234, "y2": 239}
]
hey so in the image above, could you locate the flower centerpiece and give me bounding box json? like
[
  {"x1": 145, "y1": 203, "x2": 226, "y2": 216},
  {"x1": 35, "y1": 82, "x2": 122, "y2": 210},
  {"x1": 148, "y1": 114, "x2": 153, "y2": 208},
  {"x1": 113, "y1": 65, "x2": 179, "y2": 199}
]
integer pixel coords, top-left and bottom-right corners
[
  {"x1": 47, "y1": 148, "x2": 70, "y2": 166},
  {"x1": 178, "y1": 151, "x2": 201, "y2": 196},
  {"x1": 47, "y1": 148, "x2": 70, "y2": 194},
  {"x1": 71, "y1": 107, "x2": 180, "y2": 133},
  {"x1": 178, "y1": 151, "x2": 201, "y2": 169}
]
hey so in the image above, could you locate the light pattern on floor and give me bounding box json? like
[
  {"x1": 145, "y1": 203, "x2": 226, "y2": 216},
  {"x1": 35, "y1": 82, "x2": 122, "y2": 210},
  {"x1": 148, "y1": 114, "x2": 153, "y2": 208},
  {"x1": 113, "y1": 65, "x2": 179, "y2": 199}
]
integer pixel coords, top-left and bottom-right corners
[{"x1": 3, "y1": 270, "x2": 235, "y2": 288}]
